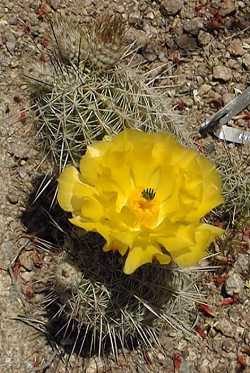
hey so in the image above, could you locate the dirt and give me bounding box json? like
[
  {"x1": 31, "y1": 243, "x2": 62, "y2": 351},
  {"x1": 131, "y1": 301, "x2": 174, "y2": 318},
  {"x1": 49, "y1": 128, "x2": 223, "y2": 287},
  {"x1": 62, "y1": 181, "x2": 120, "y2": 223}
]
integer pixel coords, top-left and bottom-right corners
[{"x1": 0, "y1": 0, "x2": 249, "y2": 372}]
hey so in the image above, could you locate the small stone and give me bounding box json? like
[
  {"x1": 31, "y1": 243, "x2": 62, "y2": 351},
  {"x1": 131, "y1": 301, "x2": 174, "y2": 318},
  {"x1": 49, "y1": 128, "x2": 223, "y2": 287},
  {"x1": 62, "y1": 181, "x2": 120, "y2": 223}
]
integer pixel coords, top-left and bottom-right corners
[
  {"x1": 215, "y1": 318, "x2": 234, "y2": 337},
  {"x1": 228, "y1": 39, "x2": 245, "y2": 56},
  {"x1": 48, "y1": 0, "x2": 61, "y2": 10},
  {"x1": 5, "y1": 33, "x2": 16, "y2": 53},
  {"x1": 213, "y1": 65, "x2": 232, "y2": 82},
  {"x1": 20, "y1": 251, "x2": 34, "y2": 272},
  {"x1": 128, "y1": 11, "x2": 141, "y2": 27},
  {"x1": 219, "y1": 0, "x2": 236, "y2": 16},
  {"x1": 20, "y1": 271, "x2": 33, "y2": 283},
  {"x1": 160, "y1": 0, "x2": 183, "y2": 16},
  {"x1": 204, "y1": 143, "x2": 216, "y2": 154},
  {"x1": 8, "y1": 16, "x2": 18, "y2": 25},
  {"x1": 176, "y1": 34, "x2": 198, "y2": 51},
  {"x1": 183, "y1": 18, "x2": 203, "y2": 35},
  {"x1": 242, "y1": 54, "x2": 250, "y2": 70},
  {"x1": 198, "y1": 31, "x2": 213, "y2": 46},
  {"x1": 125, "y1": 29, "x2": 148, "y2": 49},
  {"x1": 7, "y1": 191, "x2": 19, "y2": 205},
  {"x1": 234, "y1": 253, "x2": 250, "y2": 274},
  {"x1": 222, "y1": 338, "x2": 236, "y2": 352},
  {"x1": 145, "y1": 11, "x2": 154, "y2": 20},
  {"x1": 199, "y1": 83, "x2": 212, "y2": 96},
  {"x1": 225, "y1": 270, "x2": 244, "y2": 296},
  {"x1": 142, "y1": 47, "x2": 157, "y2": 62}
]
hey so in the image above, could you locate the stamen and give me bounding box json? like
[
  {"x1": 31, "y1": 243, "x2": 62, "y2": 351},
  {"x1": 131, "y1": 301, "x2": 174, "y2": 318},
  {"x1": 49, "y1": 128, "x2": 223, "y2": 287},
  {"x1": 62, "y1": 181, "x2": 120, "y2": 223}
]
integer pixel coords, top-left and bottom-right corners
[{"x1": 141, "y1": 188, "x2": 156, "y2": 201}]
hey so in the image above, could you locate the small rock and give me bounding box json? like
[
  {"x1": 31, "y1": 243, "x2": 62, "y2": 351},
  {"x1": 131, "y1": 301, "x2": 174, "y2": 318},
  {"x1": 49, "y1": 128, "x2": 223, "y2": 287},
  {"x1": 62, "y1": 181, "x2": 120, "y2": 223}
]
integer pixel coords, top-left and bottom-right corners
[
  {"x1": 142, "y1": 47, "x2": 157, "y2": 62},
  {"x1": 219, "y1": 0, "x2": 236, "y2": 16},
  {"x1": 215, "y1": 318, "x2": 234, "y2": 337},
  {"x1": 7, "y1": 190, "x2": 19, "y2": 204},
  {"x1": 128, "y1": 11, "x2": 141, "y2": 27},
  {"x1": 199, "y1": 83, "x2": 212, "y2": 96},
  {"x1": 48, "y1": 0, "x2": 61, "y2": 10},
  {"x1": 183, "y1": 18, "x2": 203, "y2": 35},
  {"x1": 213, "y1": 65, "x2": 232, "y2": 82},
  {"x1": 145, "y1": 11, "x2": 154, "y2": 20},
  {"x1": 242, "y1": 54, "x2": 250, "y2": 70},
  {"x1": 225, "y1": 270, "x2": 244, "y2": 296},
  {"x1": 4, "y1": 33, "x2": 16, "y2": 53},
  {"x1": 160, "y1": 0, "x2": 183, "y2": 16},
  {"x1": 176, "y1": 34, "x2": 198, "y2": 51},
  {"x1": 20, "y1": 251, "x2": 34, "y2": 272},
  {"x1": 20, "y1": 270, "x2": 33, "y2": 283},
  {"x1": 125, "y1": 29, "x2": 148, "y2": 49},
  {"x1": 228, "y1": 39, "x2": 245, "y2": 56},
  {"x1": 204, "y1": 143, "x2": 216, "y2": 154},
  {"x1": 234, "y1": 253, "x2": 250, "y2": 274},
  {"x1": 8, "y1": 16, "x2": 18, "y2": 25},
  {"x1": 222, "y1": 338, "x2": 236, "y2": 352},
  {"x1": 198, "y1": 31, "x2": 213, "y2": 46}
]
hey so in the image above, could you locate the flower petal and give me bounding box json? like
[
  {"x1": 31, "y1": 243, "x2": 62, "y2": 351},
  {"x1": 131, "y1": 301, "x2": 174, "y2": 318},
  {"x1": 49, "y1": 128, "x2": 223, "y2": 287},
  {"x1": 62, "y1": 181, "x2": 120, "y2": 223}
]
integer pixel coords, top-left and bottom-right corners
[
  {"x1": 58, "y1": 166, "x2": 95, "y2": 212},
  {"x1": 123, "y1": 245, "x2": 171, "y2": 275},
  {"x1": 173, "y1": 224, "x2": 224, "y2": 266}
]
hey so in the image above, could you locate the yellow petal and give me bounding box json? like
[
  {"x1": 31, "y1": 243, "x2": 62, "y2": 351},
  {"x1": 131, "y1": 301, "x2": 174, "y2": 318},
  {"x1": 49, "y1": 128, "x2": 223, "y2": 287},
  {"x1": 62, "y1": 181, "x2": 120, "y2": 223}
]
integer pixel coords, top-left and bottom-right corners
[
  {"x1": 69, "y1": 217, "x2": 111, "y2": 243},
  {"x1": 123, "y1": 245, "x2": 171, "y2": 275},
  {"x1": 80, "y1": 197, "x2": 104, "y2": 221},
  {"x1": 173, "y1": 224, "x2": 224, "y2": 267},
  {"x1": 57, "y1": 165, "x2": 96, "y2": 213},
  {"x1": 104, "y1": 240, "x2": 128, "y2": 256}
]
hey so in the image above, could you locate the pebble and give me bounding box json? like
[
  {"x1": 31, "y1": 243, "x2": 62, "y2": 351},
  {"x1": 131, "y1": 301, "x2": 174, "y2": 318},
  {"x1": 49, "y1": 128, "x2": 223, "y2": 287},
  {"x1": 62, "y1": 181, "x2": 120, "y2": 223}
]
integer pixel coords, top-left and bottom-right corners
[
  {"x1": 242, "y1": 54, "x2": 250, "y2": 70},
  {"x1": 234, "y1": 253, "x2": 249, "y2": 274},
  {"x1": 228, "y1": 39, "x2": 245, "y2": 56},
  {"x1": 176, "y1": 34, "x2": 198, "y2": 51},
  {"x1": 160, "y1": 0, "x2": 183, "y2": 16},
  {"x1": 198, "y1": 31, "x2": 213, "y2": 46},
  {"x1": 183, "y1": 18, "x2": 203, "y2": 36},
  {"x1": 222, "y1": 338, "x2": 236, "y2": 352},
  {"x1": 20, "y1": 251, "x2": 34, "y2": 272},
  {"x1": 225, "y1": 270, "x2": 244, "y2": 296},
  {"x1": 219, "y1": 0, "x2": 236, "y2": 16},
  {"x1": 215, "y1": 318, "x2": 234, "y2": 337},
  {"x1": 48, "y1": 0, "x2": 61, "y2": 10},
  {"x1": 199, "y1": 83, "x2": 212, "y2": 96},
  {"x1": 125, "y1": 29, "x2": 148, "y2": 49},
  {"x1": 7, "y1": 190, "x2": 19, "y2": 204},
  {"x1": 128, "y1": 11, "x2": 141, "y2": 26},
  {"x1": 213, "y1": 65, "x2": 232, "y2": 82}
]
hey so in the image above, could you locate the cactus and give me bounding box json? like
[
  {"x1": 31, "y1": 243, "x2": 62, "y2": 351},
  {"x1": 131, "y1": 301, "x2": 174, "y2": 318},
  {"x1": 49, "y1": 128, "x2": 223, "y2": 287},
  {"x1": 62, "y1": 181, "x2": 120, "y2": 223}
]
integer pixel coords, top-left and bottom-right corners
[
  {"x1": 32, "y1": 231, "x2": 202, "y2": 359},
  {"x1": 26, "y1": 14, "x2": 188, "y2": 170},
  {"x1": 207, "y1": 143, "x2": 250, "y2": 223}
]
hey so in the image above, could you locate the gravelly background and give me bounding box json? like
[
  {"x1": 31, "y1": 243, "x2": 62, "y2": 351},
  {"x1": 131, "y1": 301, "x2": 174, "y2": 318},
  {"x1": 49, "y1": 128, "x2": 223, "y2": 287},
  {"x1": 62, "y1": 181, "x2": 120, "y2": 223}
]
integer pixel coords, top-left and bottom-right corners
[{"x1": 0, "y1": 0, "x2": 249, "y2": 372}]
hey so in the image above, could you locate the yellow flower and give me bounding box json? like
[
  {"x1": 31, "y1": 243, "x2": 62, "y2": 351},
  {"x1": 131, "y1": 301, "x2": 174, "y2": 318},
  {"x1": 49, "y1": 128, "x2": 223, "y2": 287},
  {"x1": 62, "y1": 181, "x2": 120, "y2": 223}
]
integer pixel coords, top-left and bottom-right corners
[{"x1": 58, "y1": 129, "x2": 224, "y2": 274}]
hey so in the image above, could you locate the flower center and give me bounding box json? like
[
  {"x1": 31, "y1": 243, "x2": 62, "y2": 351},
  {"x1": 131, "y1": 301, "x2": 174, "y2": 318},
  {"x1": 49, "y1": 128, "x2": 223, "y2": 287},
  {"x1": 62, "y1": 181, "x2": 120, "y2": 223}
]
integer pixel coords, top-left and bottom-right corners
[
  {"x1": 128, "y1": 187, "x2": 160, "y2": 228},
  {"x1": 141, "y1": 188, "x2": 156, "y2": 201}
]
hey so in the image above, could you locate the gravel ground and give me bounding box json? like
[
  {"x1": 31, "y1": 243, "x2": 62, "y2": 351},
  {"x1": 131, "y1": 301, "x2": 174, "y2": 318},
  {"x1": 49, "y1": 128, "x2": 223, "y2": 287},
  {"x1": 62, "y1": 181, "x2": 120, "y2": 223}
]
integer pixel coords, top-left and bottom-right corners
[{"x1": 0, "y1": 0, "x2": 249, "y2": 372}]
